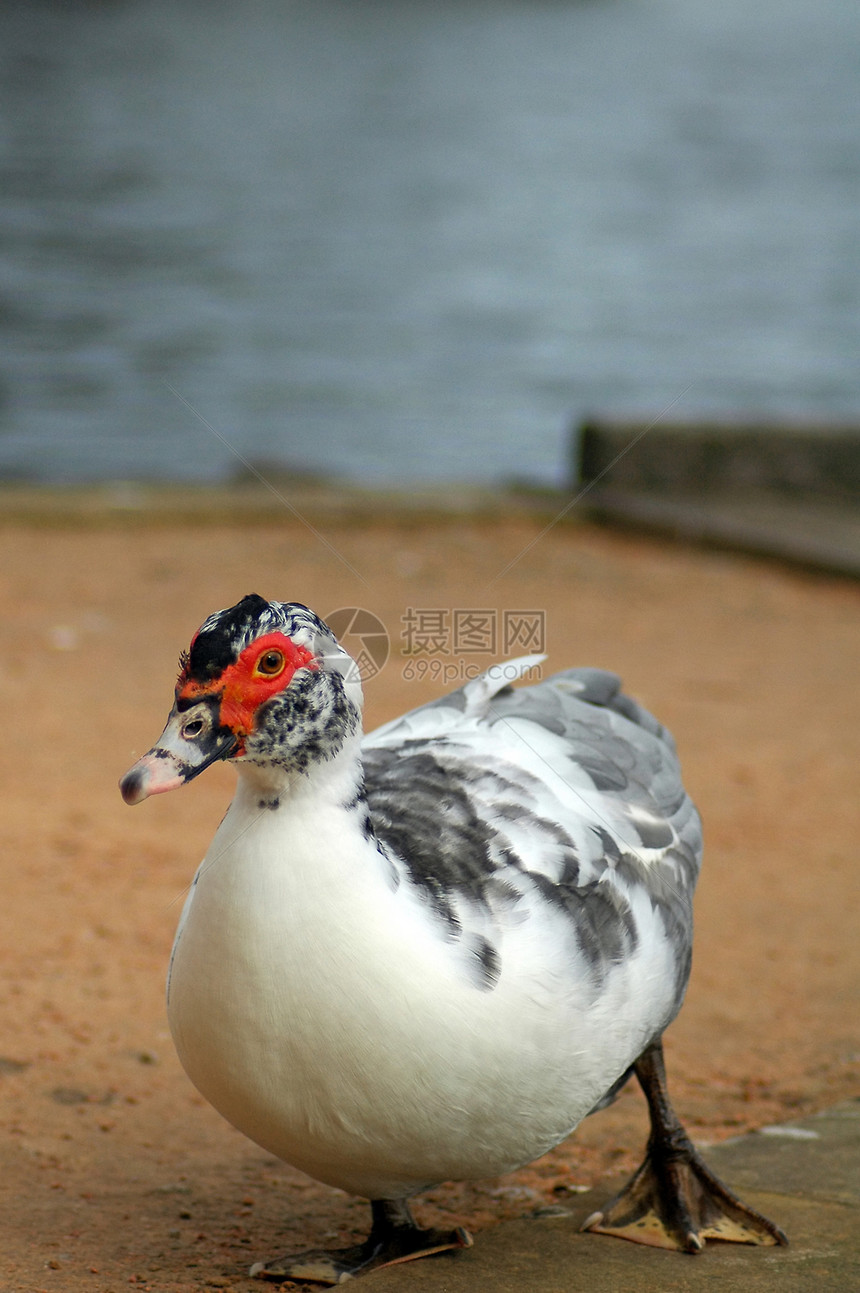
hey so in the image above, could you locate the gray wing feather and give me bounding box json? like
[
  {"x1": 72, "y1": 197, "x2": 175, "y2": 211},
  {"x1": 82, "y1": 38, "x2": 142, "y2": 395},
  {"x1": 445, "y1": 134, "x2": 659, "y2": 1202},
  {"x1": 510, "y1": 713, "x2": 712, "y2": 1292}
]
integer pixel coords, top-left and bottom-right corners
[{"x1": 363, "y1": 665, "x2": 701, "y2": 1017}]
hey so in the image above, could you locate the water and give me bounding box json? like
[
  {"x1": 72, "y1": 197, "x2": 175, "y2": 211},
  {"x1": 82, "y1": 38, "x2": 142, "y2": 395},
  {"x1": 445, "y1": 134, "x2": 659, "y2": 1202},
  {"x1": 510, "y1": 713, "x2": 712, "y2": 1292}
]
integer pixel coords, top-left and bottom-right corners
[{"x1": 1, "y1": 0, "x2": 858, "y2": 487}]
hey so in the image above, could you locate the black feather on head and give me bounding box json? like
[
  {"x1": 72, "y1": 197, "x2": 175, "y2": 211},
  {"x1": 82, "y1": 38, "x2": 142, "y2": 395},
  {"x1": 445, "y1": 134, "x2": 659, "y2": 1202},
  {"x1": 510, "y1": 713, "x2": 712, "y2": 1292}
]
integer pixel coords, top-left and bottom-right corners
[{"x1": 186, "y1": 593, "x2": 272, "y2": 682}]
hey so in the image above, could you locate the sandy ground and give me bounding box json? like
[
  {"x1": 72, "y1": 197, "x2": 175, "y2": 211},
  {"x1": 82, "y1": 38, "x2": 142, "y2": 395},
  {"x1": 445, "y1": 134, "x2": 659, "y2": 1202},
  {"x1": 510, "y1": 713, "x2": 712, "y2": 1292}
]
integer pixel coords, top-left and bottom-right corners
[{"x1": 0, "y1": 508, "x2": 857, "y2": 1292}]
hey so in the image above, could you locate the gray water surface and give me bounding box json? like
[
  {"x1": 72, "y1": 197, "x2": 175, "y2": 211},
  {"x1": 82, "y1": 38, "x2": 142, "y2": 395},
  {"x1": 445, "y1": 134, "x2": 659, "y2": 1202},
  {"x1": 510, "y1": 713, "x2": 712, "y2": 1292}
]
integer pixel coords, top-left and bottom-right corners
[{"x1": 1, "y1": 0, "x2": 858, "y2": 486}]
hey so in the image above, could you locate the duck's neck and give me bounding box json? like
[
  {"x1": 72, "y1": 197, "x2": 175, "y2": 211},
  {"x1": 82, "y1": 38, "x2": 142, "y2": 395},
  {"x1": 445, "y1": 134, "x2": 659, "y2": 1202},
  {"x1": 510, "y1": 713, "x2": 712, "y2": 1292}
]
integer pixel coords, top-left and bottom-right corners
[
  {"x1": 231, "y1": 728, "x2": 366, "y2": 818},
  {"x1": 202, "y1": 729, "x2": 383, "y2": 924}
]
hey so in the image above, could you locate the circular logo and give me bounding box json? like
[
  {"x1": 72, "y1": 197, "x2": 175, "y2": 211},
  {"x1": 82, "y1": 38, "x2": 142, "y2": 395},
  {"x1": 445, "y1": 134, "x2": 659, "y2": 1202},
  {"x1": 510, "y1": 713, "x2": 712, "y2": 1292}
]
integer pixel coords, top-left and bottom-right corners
[{"x1": 325, "y1": 607, "x2": 390, "y2": 683}]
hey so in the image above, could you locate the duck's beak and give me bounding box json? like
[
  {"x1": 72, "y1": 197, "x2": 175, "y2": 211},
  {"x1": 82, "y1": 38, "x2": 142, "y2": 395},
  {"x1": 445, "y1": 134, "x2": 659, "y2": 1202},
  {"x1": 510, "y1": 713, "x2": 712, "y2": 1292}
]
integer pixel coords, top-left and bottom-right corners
[{"x1": 119, "y1": 700, "x2": 239, "y2": 805}]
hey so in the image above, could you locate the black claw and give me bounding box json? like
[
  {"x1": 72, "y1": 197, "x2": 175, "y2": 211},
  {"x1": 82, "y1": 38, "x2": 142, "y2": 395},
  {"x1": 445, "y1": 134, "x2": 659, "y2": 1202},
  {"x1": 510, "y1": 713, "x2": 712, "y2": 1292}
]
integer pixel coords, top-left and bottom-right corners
[
  {"x1": 250, "y1": 1198, "x2": 471, "y2": 1284},
  {"x1": 583, "y1": 1038, "x2": 788, "y2": 1252}
]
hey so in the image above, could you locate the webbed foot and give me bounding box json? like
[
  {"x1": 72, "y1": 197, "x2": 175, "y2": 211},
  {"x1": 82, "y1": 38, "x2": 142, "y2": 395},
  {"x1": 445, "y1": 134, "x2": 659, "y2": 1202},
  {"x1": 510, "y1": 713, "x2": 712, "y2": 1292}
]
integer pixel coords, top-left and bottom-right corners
[
  {"x1": 250, "y1": 1197, "x2": 472, "y2": 1284},
  {"x1": 582, "y1": 1040, "x2": 788, "y2": 1253}
]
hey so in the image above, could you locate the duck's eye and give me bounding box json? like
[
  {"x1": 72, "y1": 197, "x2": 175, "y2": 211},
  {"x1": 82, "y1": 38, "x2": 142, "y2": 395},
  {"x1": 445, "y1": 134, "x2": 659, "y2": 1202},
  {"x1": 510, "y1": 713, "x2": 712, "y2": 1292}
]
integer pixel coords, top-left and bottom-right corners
[{"x1": 255, "y1": 648, "x2": 286, "y2": 677}]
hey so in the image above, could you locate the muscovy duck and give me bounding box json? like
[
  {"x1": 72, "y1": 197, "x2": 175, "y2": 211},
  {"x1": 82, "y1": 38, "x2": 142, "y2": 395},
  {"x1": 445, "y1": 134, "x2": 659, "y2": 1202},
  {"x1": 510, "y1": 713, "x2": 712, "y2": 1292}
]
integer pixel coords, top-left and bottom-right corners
[{"x1": 120, "y1": 594, "x2": 786, "y2": 1282}]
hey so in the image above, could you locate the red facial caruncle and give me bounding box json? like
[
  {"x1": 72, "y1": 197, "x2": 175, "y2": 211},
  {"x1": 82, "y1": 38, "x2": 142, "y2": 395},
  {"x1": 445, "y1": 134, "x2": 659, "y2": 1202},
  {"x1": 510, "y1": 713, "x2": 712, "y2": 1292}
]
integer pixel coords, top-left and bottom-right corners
[{"x1": 178, "y1": 631, "x2": 317, "y2": 752}]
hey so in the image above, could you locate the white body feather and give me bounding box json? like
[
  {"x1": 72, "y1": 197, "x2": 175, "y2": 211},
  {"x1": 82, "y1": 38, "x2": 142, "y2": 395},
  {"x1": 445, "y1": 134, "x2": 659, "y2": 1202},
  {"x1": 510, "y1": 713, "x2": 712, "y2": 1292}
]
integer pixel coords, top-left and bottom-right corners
[{"x1": 167, "y1": 660, "x2": 692, "y2": 1199}]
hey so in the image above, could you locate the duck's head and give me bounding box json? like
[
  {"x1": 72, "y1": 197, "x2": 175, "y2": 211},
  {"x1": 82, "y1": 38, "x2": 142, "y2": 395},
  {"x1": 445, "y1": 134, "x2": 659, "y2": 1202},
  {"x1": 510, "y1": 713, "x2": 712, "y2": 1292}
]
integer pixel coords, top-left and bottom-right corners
[{"x1": 119, "y1": 594, "x2": 362, "y2": 805}]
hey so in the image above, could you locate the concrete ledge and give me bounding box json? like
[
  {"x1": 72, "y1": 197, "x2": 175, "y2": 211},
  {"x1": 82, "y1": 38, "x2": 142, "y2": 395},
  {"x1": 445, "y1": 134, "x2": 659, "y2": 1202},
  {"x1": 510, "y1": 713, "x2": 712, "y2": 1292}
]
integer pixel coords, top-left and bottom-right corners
[
  {"x1": 580, "y1": 490, "x2": 860, "y2": 579},
  {"x1": 577, "y1": 419, "x2": 860, "y2": 504},
  {"x1": 575, "y1": 421, "x2": 860, "y2": 578}
]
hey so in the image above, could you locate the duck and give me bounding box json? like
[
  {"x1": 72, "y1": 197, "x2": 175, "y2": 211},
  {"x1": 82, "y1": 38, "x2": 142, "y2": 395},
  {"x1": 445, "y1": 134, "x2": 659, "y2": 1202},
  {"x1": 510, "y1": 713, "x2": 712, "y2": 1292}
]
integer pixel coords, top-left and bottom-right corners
[{"x1": 119, "y1": 592, "x2": 786, "y2": 1283}]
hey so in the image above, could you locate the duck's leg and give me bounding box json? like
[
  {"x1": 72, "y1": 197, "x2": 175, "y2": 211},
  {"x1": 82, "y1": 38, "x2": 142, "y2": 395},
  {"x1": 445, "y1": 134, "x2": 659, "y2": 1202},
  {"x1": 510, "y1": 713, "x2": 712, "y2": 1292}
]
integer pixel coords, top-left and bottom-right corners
[
  {"x1": 582, "y1": 1039, "x2": 788, "y2": 1252},
  {"x1": 250, "y1": 1197, "x2": 472, "y2": 1285}
]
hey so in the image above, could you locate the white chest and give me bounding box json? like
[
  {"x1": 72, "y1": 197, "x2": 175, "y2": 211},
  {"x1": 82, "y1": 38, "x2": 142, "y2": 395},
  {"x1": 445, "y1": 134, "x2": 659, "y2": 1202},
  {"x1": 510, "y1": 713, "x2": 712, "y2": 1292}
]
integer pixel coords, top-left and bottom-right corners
[{"x1": 166, "y1": 782, "x2": 676, "y2": 1198}]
